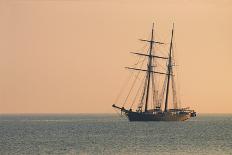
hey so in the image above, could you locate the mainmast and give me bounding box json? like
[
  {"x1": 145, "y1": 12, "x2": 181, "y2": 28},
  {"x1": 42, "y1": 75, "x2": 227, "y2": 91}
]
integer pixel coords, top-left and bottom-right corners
[
  {"x1": 164, "y1": 23, "x2": 174, "y2": 112},
  {"x1": 144, "y1": 23, "x2": 154, "y2": 112}
]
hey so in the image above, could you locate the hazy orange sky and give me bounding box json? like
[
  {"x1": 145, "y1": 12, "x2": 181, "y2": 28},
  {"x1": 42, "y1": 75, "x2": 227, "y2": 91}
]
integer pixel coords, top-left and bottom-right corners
[{"x1": 0, "y1": 0, "x2": 231, "y2": 113}]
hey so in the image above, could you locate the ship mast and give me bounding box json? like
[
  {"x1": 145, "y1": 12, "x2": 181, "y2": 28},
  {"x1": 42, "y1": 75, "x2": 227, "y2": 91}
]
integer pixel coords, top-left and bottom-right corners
[
  {"x1": 144, "y1": 23, "x2": 154, "y2": 112},
  {"x1": 164, "y1": 23, "x2": 174, "y2": 112}
]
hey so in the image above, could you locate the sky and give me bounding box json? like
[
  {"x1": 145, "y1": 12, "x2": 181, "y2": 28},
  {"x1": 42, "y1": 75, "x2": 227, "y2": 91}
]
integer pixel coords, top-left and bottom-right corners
[{"x1": 0, "y1": 0, "x2": 231, "y2": 113}]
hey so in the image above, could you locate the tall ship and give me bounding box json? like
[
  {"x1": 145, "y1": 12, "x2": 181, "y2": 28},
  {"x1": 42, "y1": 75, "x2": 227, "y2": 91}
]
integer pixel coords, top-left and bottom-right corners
[{"x1": 112, "y1": 23, "x2": 196, "y2": 121}]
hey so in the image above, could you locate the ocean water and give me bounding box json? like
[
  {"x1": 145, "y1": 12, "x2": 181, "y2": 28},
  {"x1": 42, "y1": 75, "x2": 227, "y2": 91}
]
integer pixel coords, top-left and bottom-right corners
[{"x1": 0, "y1": 114, "x2": 231, "y2": 155}]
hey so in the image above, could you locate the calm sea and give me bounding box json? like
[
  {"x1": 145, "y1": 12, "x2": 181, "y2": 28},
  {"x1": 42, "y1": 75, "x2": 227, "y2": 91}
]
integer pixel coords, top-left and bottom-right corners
[{"x1": 0, "y1": 114, "x2": 231, "y2": 155}]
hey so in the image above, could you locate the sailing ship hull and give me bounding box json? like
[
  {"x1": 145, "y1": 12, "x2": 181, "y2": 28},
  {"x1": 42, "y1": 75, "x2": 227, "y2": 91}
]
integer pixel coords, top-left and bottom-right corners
[{"x1": 125, "y1": 111, "x2": 191, "y2": 121}]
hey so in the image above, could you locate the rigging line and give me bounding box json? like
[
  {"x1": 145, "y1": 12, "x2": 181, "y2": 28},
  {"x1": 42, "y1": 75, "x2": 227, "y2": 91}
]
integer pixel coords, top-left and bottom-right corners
[
  {"x1": 153, "y1": 55, "x2": 160, "y2": 92},
  {"x1": 171, "y1": 69, "x2": 178, "y2": 109},
  {"x1": 137, "y1": 53, "x2": 150, "y2": 110},
  {"x1": 155, "y1": 29, "x2": 169, "y2": 47},
  {"x1": 158, "y1": 49, "x2": 168, "y2": 58},
  {"x1": 153, "y1": 39, "x2": 167, "y2": 54},
  {"x1": 131, "y1": 56, "x2": 146, "y2": 67},
  {"x1": 169, "y1": 39, "x2": 176, "y2": 108},
  {"x1": 159, "y1": 73, "x2": 168, "y2": 109},
  {"x1": 138, "y1": 72, "x2": 148, "y2": 110},
  {"x1": 122, "y1": 55, "x2": 146, "y2": 107},
  {"x1": 156, "y1": 60, "x2": 167, "y2": 72},
  {"x1": 122, "y1": 45, "x2": 148, "y2": 108},
  {"x1": 151, "y1": 59, "x2": 154, "y2": 110},
  {"x1": 131, "y1": 48, "x2": 148, "y2": 68},
  {"x1": 114, "y1": 70, "x2": 134, "y2": 104},
  {"x1": 114, "y1": 43, "x2": 148, "y2": 105},
  {"x1": 171, "y1": 30, "x2": 182, "y2": 108},
  {"x1": 176, "y1": 66, "x2": 182, "y2": 108},
  {"x1": 150, "y1": 73, "x2": 154, "y2": 109},
  {"x1": 122, "y1": 69, "x2": 142, "y2": 107},
  {"x1": 137, "y1": 42, "x2": 149, "y2": 52},
  {"x1": 131, "y1": 43, "x2": 149, "y2": 67},
  {"x1": 150, "y1": 56, "x2": 157, "y2": 109},
  {"x1": 170, "y1": 45, "x2": 178, "y2": 109},
  {"x1": 153, "y1": 47, "x2": 167, "y2": 71},
  {"x1": 172, "y1": 45, "x2": 181, "y2": 109},
  {"x1": 151, "y1": 72, "x2": 157, "y2": 109},
  {"x1": 156, "y1": 42, "x2": 169, "y2": 57},
  {"x1": 131, "y1": 52, "x2": 142, "y2": 67},
  {"x1": 130, "y1": 74, "x2": 146, "y2": 109}
]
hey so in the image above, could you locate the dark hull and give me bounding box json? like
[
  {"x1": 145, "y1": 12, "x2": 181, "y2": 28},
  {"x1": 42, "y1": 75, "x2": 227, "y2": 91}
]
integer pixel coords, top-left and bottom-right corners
[{"x1": 125, "y1": 111, "x2": 191, "y2": 121}]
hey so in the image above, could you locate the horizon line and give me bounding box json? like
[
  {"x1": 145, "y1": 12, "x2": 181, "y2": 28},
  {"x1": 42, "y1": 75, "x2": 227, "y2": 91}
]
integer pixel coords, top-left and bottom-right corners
[{"x1": 1, "y1": 112, "x2": 232, "y2": 115}]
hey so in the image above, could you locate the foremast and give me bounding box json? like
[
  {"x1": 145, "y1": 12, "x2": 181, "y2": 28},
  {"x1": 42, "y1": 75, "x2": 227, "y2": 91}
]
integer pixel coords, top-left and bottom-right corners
[{"x1": 144, "y1": 23, "x2": 154, "y2": 112}]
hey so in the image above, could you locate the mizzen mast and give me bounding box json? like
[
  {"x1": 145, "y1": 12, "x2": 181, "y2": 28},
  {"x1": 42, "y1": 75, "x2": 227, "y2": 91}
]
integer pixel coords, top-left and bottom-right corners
[{"x1": 164, "y1": 23, "x2": 174, "y2": 112}]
